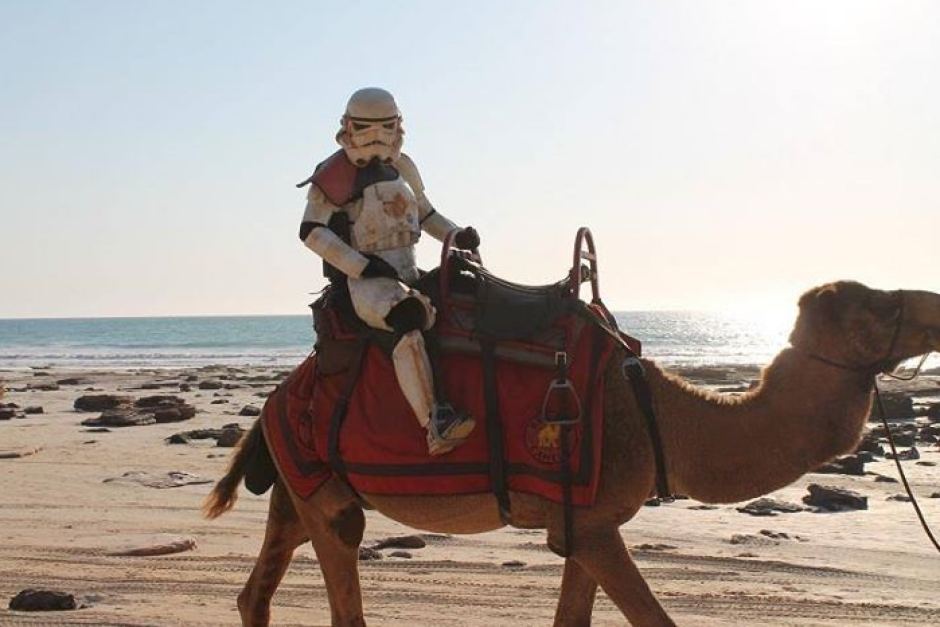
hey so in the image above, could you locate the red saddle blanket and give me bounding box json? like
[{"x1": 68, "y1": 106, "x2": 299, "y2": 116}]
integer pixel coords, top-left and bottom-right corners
[{"x1": 261, "y1": 317, "x2": 620, "y2": 506}]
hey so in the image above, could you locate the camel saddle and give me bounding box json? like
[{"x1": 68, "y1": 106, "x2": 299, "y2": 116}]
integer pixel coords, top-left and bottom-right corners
[{"x1": 260, "y1": 229, "x2": 648, "y2": 528}]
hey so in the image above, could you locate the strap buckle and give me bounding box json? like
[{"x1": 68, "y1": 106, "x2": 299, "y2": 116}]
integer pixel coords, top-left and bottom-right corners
[{"x1": 621, "y1": 355, "x2": 645, "y2": 379}]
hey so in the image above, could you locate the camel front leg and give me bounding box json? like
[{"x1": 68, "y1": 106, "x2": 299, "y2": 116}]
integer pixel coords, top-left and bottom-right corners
[
  {"x1": 553, "y1": 558, "x2": 598, "y2": 627},
  {"x1": 572, "y1": 529, "x2": 675, "y2": 627},
  {"x1": 238, "y1": 482, "x2": 308, "y2": 627},
  {"x1": 290, "y1": 478, "x2": 367, "y2": 627}
]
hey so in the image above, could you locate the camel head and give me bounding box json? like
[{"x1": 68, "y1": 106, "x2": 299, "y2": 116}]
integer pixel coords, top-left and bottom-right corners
[{"x1": 789, "y1": 281, "x2": 940, "y2": 373}]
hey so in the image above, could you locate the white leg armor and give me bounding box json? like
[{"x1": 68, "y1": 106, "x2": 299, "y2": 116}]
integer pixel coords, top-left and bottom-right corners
[
  {"x1": 347, "y1": 274, "x2": 474, "y2": 455},
  {"x1": 391, "y1": 330, "x2": 434, "y2": 428}
]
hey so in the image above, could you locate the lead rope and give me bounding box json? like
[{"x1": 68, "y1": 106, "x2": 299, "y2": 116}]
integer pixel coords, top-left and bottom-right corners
[{"x1": 873, "y1": 382, "x2": 940, "y2": 554}]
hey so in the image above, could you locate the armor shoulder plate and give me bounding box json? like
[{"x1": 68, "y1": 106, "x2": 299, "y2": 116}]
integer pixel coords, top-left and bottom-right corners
[
  {"x1": 394, "y1": 153, "x2": 425, "y2": 194},
  {"x1": 310, "y1": 150, "x2": 359, "y2": 206}
]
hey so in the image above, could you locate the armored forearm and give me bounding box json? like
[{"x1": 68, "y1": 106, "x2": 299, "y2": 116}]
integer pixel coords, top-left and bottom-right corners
[
  {"x1": 303, "y1": 226, "x2": 369, "y2": 279},
  {"x1": 420, "y1": 209, "x2": 459, "y2": 242}
]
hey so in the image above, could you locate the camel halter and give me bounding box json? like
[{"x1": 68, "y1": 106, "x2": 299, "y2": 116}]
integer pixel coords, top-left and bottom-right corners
[
  {"x1": 801, "y1": 290, "x2": 907, "y2": 377},
  {"x1": 794, "y1": 290, "x2": 939, "y2": 555}
]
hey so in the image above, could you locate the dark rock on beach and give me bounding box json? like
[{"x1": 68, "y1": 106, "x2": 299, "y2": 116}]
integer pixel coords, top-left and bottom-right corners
[
  {"x1": 198, "y1": 380, "x2": 224, "y2": 390},
  {"x1": 103, "y1": 470, "x2": 212, "y2": 489},
  {"x1": 81, "y1": 396, "x2": 195, "y2": 427},
  {"x1": 886, "y1": 446, "x2": 920, "y2": 461},
  {"x1": 23, "y1": 406, "x2": 44, "y2": 415},
  {"x1": 870, "y1": 393, "x2": 914, "y2": 420},
  {"x1": 856, "y1": 432, "x2": 885, "y2": 456},
  {"x1": 239, "y1": 405, "x2": 261, "y2": 417},
  {"x1": 887, "y1": 494, "x2": 912, "y2": 502},
  {"x1": 27, "y1": 382, "x2": 59, "y2": 391},
  {"x1": 216, "y1": 427, "x2": 244, "y2": 447},
  {"x1": 371, "y1": 535, "x2": 427, "y2": 551},
  {"x1": 8, "y1": 589, "x2": 79, "y2": 611},
  {"x1": 165, "y1": 424, "x2": 245, "y2": 447},
  {"x1": 925, "y1": 402, "x2": 940, "y2": 421},
  {"x1": 56, "y1": 377, "x2": 92, "y2": 386},
  {"x1": 0, "y1": 408, "x2": 15, "y2": 420},
  {"x1": 803, "y1": 484, "x2": 867, "y2": 511},
  {"x1": 82, "y1": 410, "x2": 156, "y2": 427},
  {"x1": 815, "y1": 454, "x2": 866, "y2": 476},
  {"x1": 74, "y1": 395, "x2": 134, "y2": 412},
  {"x1": 736, "y1": 497, "x2": 804, "y2": 516},
  {"x1": 358, "y1": 547, "x2": 382, "y2": 561},
  {"x1": 887, "y1": 431, "x2": 916, "y2": 447}
]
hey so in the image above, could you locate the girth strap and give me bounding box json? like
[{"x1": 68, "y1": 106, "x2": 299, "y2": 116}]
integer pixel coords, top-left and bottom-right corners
[
  {"x1": 480, "y1": 339, "x2": 512, "y2": 522},
  {"x1": 621, "y1": 355, "x2": 672, "y2": 501},
  {"x1": 327, "y1": 339, "x2": 368, "y2": 483}
]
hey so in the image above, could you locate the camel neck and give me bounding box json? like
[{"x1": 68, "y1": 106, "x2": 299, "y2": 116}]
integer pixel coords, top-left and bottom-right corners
[{"x1": 647, "y1": 349, "x2": 873, "y2": 504}]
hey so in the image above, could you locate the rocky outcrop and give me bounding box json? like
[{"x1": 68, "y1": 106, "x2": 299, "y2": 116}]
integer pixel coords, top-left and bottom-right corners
[
  {"x1": 803, "y1": 484, "x2": 867, "y2": 511},
  {"x1": 815, "y1": 454, "x2": 866, "y2": 475},
  {"x1": 166, "y1": 423, "x2": 244, "y2": 447},
  {"x1": 74, "y1": 395, "x2": 134, "y2": 412},
  {"x1": 736, "y1": 497, "x2": 805, "y2": 516},
  {"x1": 8, "y1": 589, "x2": 79, "y2": 611},
  {"x1": 870, "y1": 392, "x2": 914, "y2": 420},
  {"x1": 103, "y1": 470, "x2": 212, "y2": 489},
  {"x1": 81, "y1": 396, "x2": 195, "y2": 428}
]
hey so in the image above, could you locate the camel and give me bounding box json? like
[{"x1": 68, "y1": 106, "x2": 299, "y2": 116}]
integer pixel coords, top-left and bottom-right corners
[{"x1": 204, "y1": 280, "x2": 940, "y2": 626}]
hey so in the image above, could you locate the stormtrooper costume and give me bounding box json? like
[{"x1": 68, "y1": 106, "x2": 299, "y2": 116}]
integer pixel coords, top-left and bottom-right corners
[{"x1": 299, "y1": 87, "x2": 478, "y2": 456}]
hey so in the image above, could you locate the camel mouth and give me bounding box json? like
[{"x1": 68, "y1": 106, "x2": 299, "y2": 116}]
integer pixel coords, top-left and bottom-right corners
[{"x1": 927, "y1": 329, "x2": 940, "y2": 352}]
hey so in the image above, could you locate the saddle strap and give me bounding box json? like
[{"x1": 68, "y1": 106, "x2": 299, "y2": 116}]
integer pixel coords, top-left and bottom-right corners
[
  {"x1": 622, "y1": 356, "x2": 672, "y2": 500},
  {"x1": 559, "y1": 422, "x2": 574, "y2": 557},
  {"x1": 481, "y1": 340, "x2": 512, "y2": 522},
  {"x1": 327, "y1": 339, "x2": 368, "y2": 483}
]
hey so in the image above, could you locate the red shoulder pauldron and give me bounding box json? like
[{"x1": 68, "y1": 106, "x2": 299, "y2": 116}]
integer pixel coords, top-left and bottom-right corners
[{"x1": 306, "y1": 150, "x2": 358, "y2": 206}]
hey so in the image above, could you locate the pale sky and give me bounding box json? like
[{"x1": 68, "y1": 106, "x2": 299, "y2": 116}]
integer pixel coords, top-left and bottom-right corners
[{"x1": 1, "y1": 0, "x2": 937, "y2": 319}]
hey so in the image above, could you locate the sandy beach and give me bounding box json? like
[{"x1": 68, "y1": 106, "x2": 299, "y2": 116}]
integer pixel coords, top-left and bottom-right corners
[{"x1": 0, "y1": 365, "x2": 938, "y2": 626}]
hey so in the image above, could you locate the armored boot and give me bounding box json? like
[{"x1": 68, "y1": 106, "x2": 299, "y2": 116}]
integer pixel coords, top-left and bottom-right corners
[{"x1": 426, "y1": 403, "x2": 475, "y2": 456}]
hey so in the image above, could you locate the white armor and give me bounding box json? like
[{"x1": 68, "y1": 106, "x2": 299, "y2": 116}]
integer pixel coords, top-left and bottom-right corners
[{"x1": 300, "y1": 88, "x2": 473, "y2": 455}]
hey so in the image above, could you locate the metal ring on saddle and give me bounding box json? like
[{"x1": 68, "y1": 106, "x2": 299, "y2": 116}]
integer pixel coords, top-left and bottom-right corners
[{"x1": 570, "y1": 227, "x2": 600, "y2": 303}]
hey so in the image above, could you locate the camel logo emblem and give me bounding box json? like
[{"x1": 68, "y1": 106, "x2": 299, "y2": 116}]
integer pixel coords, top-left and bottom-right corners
[{"x1": 525, "y1": 417, "x2": 579, "y2": 464}]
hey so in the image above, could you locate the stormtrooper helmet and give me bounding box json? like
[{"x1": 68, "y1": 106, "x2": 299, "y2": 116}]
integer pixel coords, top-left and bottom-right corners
[{"x1": 336, "y1": 87, "x2": 404, "y2": 166}]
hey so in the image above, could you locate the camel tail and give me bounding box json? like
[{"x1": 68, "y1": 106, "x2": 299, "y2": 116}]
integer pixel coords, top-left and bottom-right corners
[{"x1": 203, "y1": 419, "x2": 264, "y2": 519}]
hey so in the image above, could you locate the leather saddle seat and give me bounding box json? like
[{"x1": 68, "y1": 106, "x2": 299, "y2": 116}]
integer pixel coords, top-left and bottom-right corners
[{"x1": 312, "y1": 255, "x2": 579, "y2": 372}]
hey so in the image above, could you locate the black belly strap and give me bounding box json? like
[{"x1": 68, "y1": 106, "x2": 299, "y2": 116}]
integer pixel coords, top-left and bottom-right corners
[{"x1": 480, "y1": 339, "x2": 512, "y2": 522}]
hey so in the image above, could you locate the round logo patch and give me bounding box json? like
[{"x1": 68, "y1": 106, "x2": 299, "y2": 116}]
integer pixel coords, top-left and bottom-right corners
[{"x1": 525, "y1": 418, "x2": 580, "y2": 465}]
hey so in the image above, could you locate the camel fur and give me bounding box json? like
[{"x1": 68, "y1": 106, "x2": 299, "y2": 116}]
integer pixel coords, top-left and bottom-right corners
[{"x1": 205, "y1": 281, "x2": 940, "y2": 626}]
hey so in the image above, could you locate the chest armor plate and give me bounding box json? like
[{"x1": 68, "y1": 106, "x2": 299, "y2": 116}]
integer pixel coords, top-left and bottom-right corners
[{"x1": 350, "y1": 176, "x2": 420, "y2": 253}]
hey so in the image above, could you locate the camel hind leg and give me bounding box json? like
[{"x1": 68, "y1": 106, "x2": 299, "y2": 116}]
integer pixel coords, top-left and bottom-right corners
[
  {"x1": 288, "y1": 477, "x2": 367, "y2": 627},
  {"x1": 238, "y1": 481, "x2": 308, "y2": 627}
]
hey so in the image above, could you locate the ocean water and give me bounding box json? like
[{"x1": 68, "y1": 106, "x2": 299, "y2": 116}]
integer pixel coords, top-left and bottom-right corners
[
  {"x1": 0, "y1": 311, "x2": 791, "y2": 369},
  {"x1": 0, "y1": 311, "x2": 935, "y2": 371}
]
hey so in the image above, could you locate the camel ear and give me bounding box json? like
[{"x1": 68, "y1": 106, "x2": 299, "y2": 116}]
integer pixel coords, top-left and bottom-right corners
[{"x1": 800, "y1": 284, "x2": 838, "y2": 313}]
